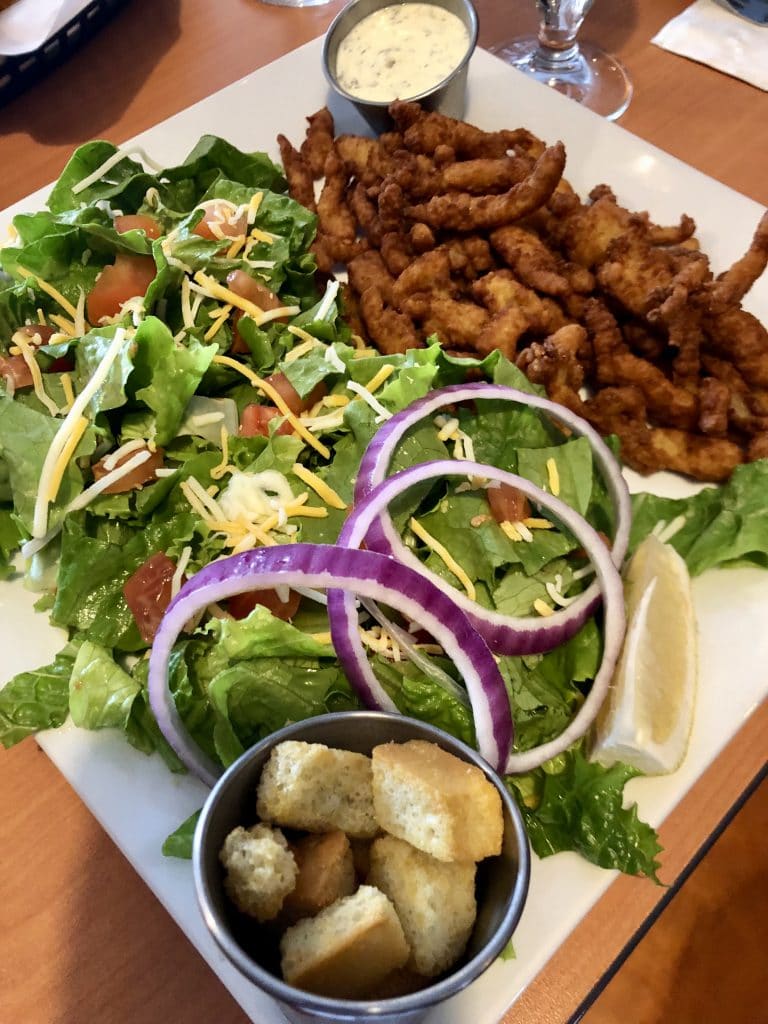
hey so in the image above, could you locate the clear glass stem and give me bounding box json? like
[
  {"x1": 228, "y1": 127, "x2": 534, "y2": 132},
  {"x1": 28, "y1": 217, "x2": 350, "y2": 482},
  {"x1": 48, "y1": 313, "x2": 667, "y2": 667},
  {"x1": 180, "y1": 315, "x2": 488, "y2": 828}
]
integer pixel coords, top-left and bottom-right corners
[{"x1": 534, "y1": 0, "x2": 594, "y2": 53}]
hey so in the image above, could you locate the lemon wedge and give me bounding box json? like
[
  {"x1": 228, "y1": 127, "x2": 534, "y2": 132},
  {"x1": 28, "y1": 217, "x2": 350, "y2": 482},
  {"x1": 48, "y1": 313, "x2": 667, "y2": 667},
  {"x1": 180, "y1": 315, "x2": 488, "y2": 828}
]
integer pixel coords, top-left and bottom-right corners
[{"x1": 590, "y1": 534, "x2": 698, "y2": 774}]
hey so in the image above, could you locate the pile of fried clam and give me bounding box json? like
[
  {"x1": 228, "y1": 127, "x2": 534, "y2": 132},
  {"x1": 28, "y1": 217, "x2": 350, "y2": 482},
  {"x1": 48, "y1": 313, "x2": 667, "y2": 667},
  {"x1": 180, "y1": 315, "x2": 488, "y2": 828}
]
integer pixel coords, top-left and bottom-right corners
[{"x1": 278, "y1": 102, "x2": 768, "y2": 483}]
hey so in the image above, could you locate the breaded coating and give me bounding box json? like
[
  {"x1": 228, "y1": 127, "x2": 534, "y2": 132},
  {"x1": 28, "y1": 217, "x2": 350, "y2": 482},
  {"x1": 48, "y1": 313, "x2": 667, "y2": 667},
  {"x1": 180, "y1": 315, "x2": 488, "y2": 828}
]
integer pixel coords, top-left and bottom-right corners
[
  {"x1": 405, "y1": 142, "x2": 566, "y2": 231},
  {"x1": 300, "y1": 107, "x2": 335, "y2": 178},
  {"x1": 317, "y1": 150, "x2": 357, "y2": 242},
  {"x1": 277, "y1": 134, "x2": 316, "y2": 212},
  {"x1": 278, "y1": 101, "x2": 768, "y2": 481},
  {"x1": 360, "y1": 286, "x2": 422, "y2": 354}
]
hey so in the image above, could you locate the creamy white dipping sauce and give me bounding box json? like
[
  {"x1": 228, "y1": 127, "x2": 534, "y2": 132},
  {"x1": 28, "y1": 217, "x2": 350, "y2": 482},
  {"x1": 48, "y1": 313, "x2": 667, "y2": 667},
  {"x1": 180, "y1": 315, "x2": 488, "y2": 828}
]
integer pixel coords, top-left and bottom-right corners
[{"x1": 335, "y1": 3, "x2": 470, "y2": 103}]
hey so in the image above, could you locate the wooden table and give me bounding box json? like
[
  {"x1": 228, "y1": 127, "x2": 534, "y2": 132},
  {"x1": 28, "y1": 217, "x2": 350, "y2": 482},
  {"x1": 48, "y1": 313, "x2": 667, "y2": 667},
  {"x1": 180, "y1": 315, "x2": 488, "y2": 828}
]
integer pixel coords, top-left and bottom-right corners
[{"x1": 1, "y1": 2, "x2": 766, "y2": 1022}]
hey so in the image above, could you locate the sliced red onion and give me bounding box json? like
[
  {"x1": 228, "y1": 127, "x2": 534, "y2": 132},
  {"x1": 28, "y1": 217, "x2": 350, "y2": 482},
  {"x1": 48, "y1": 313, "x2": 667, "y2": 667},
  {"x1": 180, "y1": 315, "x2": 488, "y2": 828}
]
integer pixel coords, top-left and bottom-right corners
[
  {"x1": 355, "y1": 383, "x2": 631, "y2": 655},
  {"x1": 332, "y1": 460, "x2": 626, "y2": 773},
  {"x1": 148, "y1": 544, "x2": 512, "y2": 784}
]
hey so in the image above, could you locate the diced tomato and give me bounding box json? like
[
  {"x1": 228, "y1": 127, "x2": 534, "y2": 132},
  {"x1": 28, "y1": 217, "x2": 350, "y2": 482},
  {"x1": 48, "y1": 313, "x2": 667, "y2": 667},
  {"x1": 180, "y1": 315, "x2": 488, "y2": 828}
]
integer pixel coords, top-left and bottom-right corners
[
  {"x1": 86, "y1": 253, "x2": 156, "y2": 324},
  {"x1": 240, "y1": 404, "x2": 293, "y2": 438},
  {"x1": 227, "y1": 588, "x2": 302, "y2": 622},
  {"x1": 114, "y1": 214, "x2": 162, "y2": 240},
  {"x1": 193, "y1": 203, "x2": 247, "y2": 241},
  {"x1": 17, "y1": 324, "x2": 57, "y2": 345},
  {"x1": 123, "y1": 552, "x2": 178, "y2": 644},
  {"x1": 572, "y1": 531, "x2": 611, "y2": 560},
  {"x1": 0, "y1": 355, "x2": 33, "y2": 390},
  {"x1": 265, "y1": 372, "x2": 326, "y2": 415},
  {"x1": 14, "y1": 324, "x2": 75, "y2": 373},
  {"x1": 226, "y1": 271, "x2": 289, "y2": 354},
  {"x1": 226, "y1": 270, "x2": 284, "y2": 313},
  {"x1": 487, "y1": 483, "x2": 532, "y2": 525},
  {"x1": 92, "y1": 446, "x2": 165, "y2": 493}
]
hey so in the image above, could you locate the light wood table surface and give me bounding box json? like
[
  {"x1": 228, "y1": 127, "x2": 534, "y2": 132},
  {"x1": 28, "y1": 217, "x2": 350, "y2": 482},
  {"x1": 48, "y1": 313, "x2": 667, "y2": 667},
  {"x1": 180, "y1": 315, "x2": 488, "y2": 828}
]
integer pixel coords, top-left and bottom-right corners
[{"x1": 1, "y1": 2, "x2": 766, "y2": 1023}]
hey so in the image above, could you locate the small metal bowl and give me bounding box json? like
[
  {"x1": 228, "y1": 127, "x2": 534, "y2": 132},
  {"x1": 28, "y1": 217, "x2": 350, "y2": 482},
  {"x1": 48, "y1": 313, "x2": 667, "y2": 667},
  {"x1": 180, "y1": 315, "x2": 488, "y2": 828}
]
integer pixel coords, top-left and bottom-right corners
[
  {"x1": 194, "y1": 711, "x2": 530, "y2": 1024},
  {"x1": 322, "y1": 0, "x2": 479, "y2": 133}
]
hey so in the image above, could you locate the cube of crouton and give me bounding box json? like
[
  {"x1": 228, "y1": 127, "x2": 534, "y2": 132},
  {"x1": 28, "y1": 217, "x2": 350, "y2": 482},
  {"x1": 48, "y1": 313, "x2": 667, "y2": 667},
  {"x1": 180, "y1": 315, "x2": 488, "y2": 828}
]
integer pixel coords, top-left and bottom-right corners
[
  {"x1": 280, "y1": 885, "x2": 410, "y2": 998},
  {"x1": 372, "y1": 740, "x2": 503, "y2": 862},
  {"x1": 368, "y1": 835, "x2": 476, "y2": 977},
  {"x1": 283, "y1": 830, "x2": 356, "y2": 920},
  {"x1": 256, "y1": 740, "x2": 377, "y2": 838},
  {"x1": 219, "y1": 823, "x2": 297, "y2": 922}
]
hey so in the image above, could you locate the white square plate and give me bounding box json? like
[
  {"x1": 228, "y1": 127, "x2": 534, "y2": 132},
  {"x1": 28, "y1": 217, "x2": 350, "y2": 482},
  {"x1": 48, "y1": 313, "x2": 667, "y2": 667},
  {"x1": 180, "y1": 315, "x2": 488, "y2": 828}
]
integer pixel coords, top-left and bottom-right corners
[{"x1": 2, "y1": 39, "x2": 767, "y2": 1024}]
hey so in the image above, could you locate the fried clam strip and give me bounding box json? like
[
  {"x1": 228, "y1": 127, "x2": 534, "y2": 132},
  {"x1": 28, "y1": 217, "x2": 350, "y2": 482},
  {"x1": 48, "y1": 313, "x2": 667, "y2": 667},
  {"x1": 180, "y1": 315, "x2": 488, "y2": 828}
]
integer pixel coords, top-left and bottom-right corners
[
  {"x1": 389, "y1": 99, "x2": 533, "y2": 158},
  {"x1": 405, "y1": 142, "x2": 566, "y2": 231},
  {"x1": 490, "y1": 224, "x2": 595, "y2": 297},
  {"x1": 583, "y1": 386, "x2": 743, "y2": 482},
  {"x1": 300, "y1": 107, "x2": 336, "y2": 178},
  {"x1": 547, "y1": 188, "x2": 696, "y2": 270},
  {"x1": 707, "y1": 210, "x2": 768, "y2": 313},
  {"x1": 277, "y1": 133, "x2": 316, "y2": 212},
  {"x1": 277, "y1": 102, "x2": 768, "y2": 481},
  {"x1": 584, "y1": 299, "x2": 699, "y2": 430}
]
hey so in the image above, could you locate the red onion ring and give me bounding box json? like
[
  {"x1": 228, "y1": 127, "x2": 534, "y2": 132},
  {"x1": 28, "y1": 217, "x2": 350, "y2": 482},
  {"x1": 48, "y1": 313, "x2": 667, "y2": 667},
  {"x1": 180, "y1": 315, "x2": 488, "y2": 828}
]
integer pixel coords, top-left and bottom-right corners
[
  {"x1": 331, "y1": 460, "x2": 626, "y2": 773},
  {"x1": 355, "y1": 383, "x2": 631, "y2": 655},
  {"x1": 148, "y1": 544, "x2": 512, "y2": 783}
]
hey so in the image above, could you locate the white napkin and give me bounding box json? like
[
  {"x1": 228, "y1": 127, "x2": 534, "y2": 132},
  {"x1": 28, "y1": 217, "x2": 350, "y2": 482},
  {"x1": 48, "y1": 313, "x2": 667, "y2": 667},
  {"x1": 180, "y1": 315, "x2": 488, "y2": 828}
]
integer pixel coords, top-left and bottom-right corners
[
  {"x1": 652, "y1": 0, "x2": 768, "y2": 92},
  {"x1": 0, "y1": 0, "x2": 94, "y2": 57}
]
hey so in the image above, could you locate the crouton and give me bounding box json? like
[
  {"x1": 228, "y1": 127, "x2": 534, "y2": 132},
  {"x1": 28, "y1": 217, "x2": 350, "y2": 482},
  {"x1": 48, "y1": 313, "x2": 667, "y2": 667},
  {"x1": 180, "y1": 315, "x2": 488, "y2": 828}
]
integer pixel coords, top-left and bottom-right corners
[
  {"x1": 371, "y1": 740, "x2": 503, "y2": 862},
  {"x1": 219, "y1": 823, "x2": 297, "y2": 922},
  {"x1": 283, "y1": 830, "x2": 356, "y2": 920},
  {"x1": 368, "y1": 835, "x2": 477, "y2": 977},
  {"x1": 280, "y1": 885, "x2": 410, "y2": 998},
  {"x1": 257, "y1": 740, "x2": 378, "y2": 839}
]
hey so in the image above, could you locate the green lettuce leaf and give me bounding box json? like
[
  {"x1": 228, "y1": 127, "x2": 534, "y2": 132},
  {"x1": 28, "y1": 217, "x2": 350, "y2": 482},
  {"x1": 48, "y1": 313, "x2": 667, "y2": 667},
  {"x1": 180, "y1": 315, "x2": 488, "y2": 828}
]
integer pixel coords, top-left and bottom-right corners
[
  {"x1": 630, "y1": 460, "x2": 768, "y2": 575},
  {"x1": 162, "y1": 809, "x2": 201, "y2": 859},
  {"x1": 0, "y1": 650, "x2": 74, "y2": 748},
  {"x1": 69, "y1": 640, "x2": 140, "y2": 730},
  {"x1": 509, "y1": 744, "x2": 663, "y2": 881}
]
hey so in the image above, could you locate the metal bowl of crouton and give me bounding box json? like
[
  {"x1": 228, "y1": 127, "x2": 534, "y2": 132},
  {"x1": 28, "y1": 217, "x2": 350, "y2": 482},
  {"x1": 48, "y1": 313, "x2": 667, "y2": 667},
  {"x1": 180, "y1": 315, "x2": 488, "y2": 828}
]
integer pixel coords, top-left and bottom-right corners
[
  {"x1": 322, "y1": 0, "x2": 479, "y2": 134},
  {"x1": 193, "y1": 711, "x2": 530, "y2": 1024}
]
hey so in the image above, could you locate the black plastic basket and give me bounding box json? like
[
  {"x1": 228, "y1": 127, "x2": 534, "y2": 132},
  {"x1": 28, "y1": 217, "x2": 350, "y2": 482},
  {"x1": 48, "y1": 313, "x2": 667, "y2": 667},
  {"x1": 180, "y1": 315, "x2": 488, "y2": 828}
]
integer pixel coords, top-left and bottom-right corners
[{"x1": 0, "y1": 0, "x2": 128, "y2": 106}]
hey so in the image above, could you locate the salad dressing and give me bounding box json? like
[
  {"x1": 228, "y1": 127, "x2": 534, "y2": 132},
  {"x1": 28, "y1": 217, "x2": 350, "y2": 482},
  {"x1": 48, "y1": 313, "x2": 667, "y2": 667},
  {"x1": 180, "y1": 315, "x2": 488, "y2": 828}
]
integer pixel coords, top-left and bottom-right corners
[{"x1": 335, "y1": 4, "x2": 470, "y2": 103}]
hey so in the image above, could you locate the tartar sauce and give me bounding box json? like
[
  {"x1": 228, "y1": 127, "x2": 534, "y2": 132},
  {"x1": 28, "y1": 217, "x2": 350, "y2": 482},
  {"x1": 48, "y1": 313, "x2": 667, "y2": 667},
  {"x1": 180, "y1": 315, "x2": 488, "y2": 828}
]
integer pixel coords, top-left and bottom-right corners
[{"x1": 335, "y1": 3, "x2": 470, "y2": 103}]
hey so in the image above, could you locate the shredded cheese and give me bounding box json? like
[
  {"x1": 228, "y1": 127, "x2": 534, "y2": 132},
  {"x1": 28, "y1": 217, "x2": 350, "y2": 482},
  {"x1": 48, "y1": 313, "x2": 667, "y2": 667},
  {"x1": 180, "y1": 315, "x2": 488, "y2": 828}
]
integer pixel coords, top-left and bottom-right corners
[
  {"x1": 45, "y1": 416, "x2": 89, "y2": 503},
  {"x1": 210, "y1": 426, "x2": 232, "y2": 481},
  {"x1": 193, "y1": 271, "x2": 265, "y2": 320},
  {"x1": 546, "y1": 457, "x2": 560, "y2": 496},
  {"x1": 70, "y1": 145, "x2": 164, "y2": 195},
  {"x1": 533, "y1": 598, "x2": 554, "y2": 617},
  {"x1": 18, "y1": 267, "x2": 79, "y2": 321},
  {"x1": 364, "y1": 363, "x2": 396, "y2": 394},
  {"x1": 12, "y1": 330, "x2": 59, "y2": 416},
  {"x1": 315, "y1": 279, "x2": 340, "y2": 322},
  {"x1": 212, "y1": 355, "x2": 330, "y2": 458},
  {"x1": 523, "y1": 517, "x2": 554, "y2": 530},
  {"x1": 291, "y1": 463, "x2": 347, "y2": 510},
  {"x1": 409, "y1": 517, "x2": 476, "y2": 601},
  {"x1": 59, "y1": 373, "x2": 75, "y2": 411},
  {"x1": 500, "y1": 521, "x2": 522, "y2": 542},
  {"x1": 247, "y1": 192, "x2": 263, "y2": 224},
  {"x1": 102, "y1": 438, "x2": 146, "y2": 472},
  {"x1": 324, "y1": 345, "x2": 346, "y2": 373},
  {"x1": 437, "y1": 417, "x2": 460, "y2": 442},
  {"x1": 203, "y1": 304, "x2": 232, "y2": 341},
  {"x1": 171, "y1": 546, "x2": 192, "y2": 598},
  {"x1": 48, "y1": 315, "x2": 78, "y2": 337},
  {"x1": 346, "y1": 380, "x2": 391, "y2": 422},
  {"x1": 284, "y1": 338, "x2": 318, "y2": 363},
  {"x1": 67, "y1": 450, "x2": 152, "y2": 515},
  {"x1": 32, "y1": 328, "x2": 128, "y2": 538}
]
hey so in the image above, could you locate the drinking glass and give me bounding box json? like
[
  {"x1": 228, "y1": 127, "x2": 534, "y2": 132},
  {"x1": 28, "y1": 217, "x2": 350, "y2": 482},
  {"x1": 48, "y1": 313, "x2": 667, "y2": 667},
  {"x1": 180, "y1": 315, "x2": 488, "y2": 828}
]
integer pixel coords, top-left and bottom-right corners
[{"x1": 489, "y1": 0, "x2": 632, "y2": 121}]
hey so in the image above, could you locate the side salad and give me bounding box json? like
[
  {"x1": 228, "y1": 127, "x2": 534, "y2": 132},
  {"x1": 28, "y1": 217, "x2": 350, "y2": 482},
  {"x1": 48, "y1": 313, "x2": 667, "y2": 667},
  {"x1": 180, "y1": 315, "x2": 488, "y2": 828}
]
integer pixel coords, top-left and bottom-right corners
[{"x1": 2, "y1": 137, "x2": 768, "y2": 880}]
